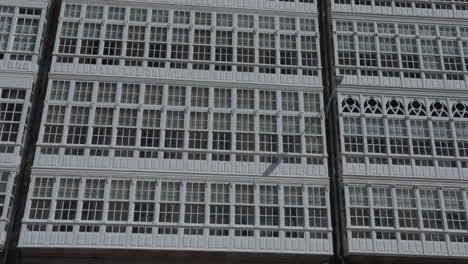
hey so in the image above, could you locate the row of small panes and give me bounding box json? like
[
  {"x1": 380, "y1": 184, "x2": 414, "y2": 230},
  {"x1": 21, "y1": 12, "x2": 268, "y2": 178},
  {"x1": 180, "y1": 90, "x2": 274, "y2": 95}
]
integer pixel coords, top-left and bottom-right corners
[
  {"x1": 347, "y1": 185, "x2": 468, "y2": 230},
  {"x1": 335, "y1": 20, "x2": 468, "y2": 38},
  {"x1": 342, "y1": 116, "x2": 467, "y2": 137},
  {"x1": 333, "y1": 0, "x2": 468, "y2": 9},
  {"x1": 349, "y1": 231, "x2": 468, "y2": 243},
  {"x1": 344, "y1": 156, "x2": 468, "y2": 168},
  {"x1": 31, "y1": 177, "x2": 327, "y2": 206},
  {"x1": 0, "y1": 6, "x2": 41, "y2": 16},
  {"x1": 39, "y1": 147, "x2": 326, "y2": 165},
  {"x1": 62, "y1": 4, "x2": 316, "y2": 32},
  {"x1": 27, "y1": 224, "x2": 329, "y2": 239},
  {"x1": 47, "y1": 81, "x2": 323, "y2": 113}
]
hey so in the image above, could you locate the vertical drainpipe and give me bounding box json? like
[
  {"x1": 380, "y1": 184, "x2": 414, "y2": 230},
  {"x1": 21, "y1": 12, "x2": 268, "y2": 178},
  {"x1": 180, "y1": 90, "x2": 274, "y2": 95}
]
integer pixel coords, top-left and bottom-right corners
[
  {"x1": 317, "y1": 1, "x2": 345, "y2": 264},
  {"x1": 4, "y1": 0, "x2": 63, "y2": 263}
]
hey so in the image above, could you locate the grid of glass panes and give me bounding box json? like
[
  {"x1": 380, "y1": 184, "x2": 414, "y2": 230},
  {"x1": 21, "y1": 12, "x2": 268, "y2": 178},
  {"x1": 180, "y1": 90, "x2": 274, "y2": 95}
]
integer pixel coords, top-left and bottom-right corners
[
  {"x1": 55, "y1": 4, "x2": 320, "y2": 76},
  {"x1": 0, "y1": 87, "x2": 28, "y2": 154},
  {"x1": 340, "y1": 94, "x2": 468, "y2": 169},
  {"x1": 0, "y1": 171, "x2": 13, "y2": 219},
  {"x1": 333, "y1": 0, "x2": 468, "y2": 17},
  {"x1": 334, "y1": 20, "x2": 468, "y2": 80},
  {"x1": 53, "y1": 178, "x2": 80, "y2": 232},
  {"x1": 347, "y1": 185, "x2": 468, "y2": 236},
  {"x1": 25, "y1": 177, "x2": 330, "y2": 235},
  {"x1": 81, "y1": 178, "x2": 105, "y2": 232},
  {"x1": 39, "y1": 79, "x2": 325, "y2": 165},
  {"x1": 0, "y1": 5, "x2": 44, "y2": 62}
]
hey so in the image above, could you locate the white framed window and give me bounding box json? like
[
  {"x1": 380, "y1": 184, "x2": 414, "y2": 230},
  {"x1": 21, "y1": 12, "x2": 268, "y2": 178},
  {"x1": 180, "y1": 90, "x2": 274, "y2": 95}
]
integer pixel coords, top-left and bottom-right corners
[
  {"x1": 107, "y1": 180, "x2": 131, "y2": 222},
  {"x1": 284, "y1": 186, "x2": 304, "y2": 227},
  {"x1": 134, "y1": 181, "x2": 155, "y2": 222},
  {"x1": 29, "y1": 177, "x2": 54, "y2": 220},
  {"x1": 234, "y1": 184, "x2": 254, "y2": 226},
  {"x1": 348, "y1": 186, "x2": 370, "y2": 227},
  {"x1": 259, "y1": 185, "x2": 279, "y2": 226},
  {"x1": 420, "y1": 189, "x2": 443, "y2": 229},
  {"x1": 85, "y1": 5, "x2": 103, "y2": 19},
  {"x1": 210, "y1": 183, "x2": 230, "y2": 226},
  {"x1": 55, "y1": 178, "x2": 79, "y2": 220},
  {"x1": 159, "y1": 182, "x2": 180, "y2": 223},
  {"x1": 308, "y1": 187, "x2": 328, "y2": 228},
  {"x1": 82, "y1": 179, "x2": 105, "y2": 221}
]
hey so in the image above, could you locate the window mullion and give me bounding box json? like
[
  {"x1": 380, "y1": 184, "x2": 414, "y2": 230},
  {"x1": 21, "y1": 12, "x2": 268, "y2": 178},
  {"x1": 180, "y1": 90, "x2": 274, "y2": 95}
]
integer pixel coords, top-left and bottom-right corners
[
  {"x1": 426, "y1": 104, "x2": 439, "y2": 174},
  {"x1": 438, "y1": 188, "x2": 451, "y2": 248},
  {"x1": 14, "y1": 89, "x2": 30, "y2": 147},
  {"x1": 48, "y1": 177, "x2": 60, "y2": 222},
  {"x1": 159, "y1": 85, "x2": 168, "y2": 150},
  {"x1": 74, "y1": 19, "x2": 84, "y2": 63},
  {"x1": 254, "y1": 183, "x2": 260, "y2": 235},
  {"x1": 128, "y1": 178, "x2": 137, "y2": 227},
  {"x1": 253, "y1": 16, "x2": 259, "y2": 73},
  {"x1": 383, "y1": 116, "x2": 391, "y2": 163},
  {"x1": 135, "y1": 84, "x2": 144, "y2": 153},
  {"x1": 110, "y1": 82, "x2": 122, "y2": 150},
  {"x1": 391, "y1": 186, "x2": 402, "y2": 246},
  {"x1": 6, "y1": 8, "x2": 18, "y2": 55},
  {"x1": 325, "y1": 186, "x2": 332, "y2": 230},
  {"x1": 435, "y1": 28, "x2": 447, "y2": 82},
  {"x1": 24, "y1": 175, "x2": 37, "y2": 221},
  {"x1": 166, "y1": 11, "x2": 174, "y2": 68},
  {"x1": 232, "y1": 16, "x2": 238, "y2": 72},
  {"x1": 303, "y1": 185, "x2": 310, "y2": 230},
  {"x1": 231, "y1": 89, "x2": 237, "y2": 160},
  {"x1": 97, "y1": 9, "x2": 108, "y2": 62},
  {"x1": 360, "y1": 96, "x2": 369, "y2": 165},
  {"x1": 254, "y1": 89, "x2": 260, "y2": 159},
  {"x1": 274, "y1": 16, "x2": 280, "y2": 71},
  {"x1": 61, "y1": 84, "x2": 73, "y2": 152},
  {"x1": 121, "y1": 19, "x2": 129, "y2": 66},
  {"x1": 353, "y1": 21, "x2": 361, "y2": 79},
  {"x1": 278, "y1": 185, "x2": 285, "y2": 230},
  {"x1": 344, "y1": 184, "x2": 353, "y2": 229},
  {"x1": 33, "y1": 9, "x2": 47, "y2": 56},
  {"x1": 1, "y1": 172, "x2": 15, "y2": 219},
  {"x1": 84, "y1": 82, "x2": 97, "y2": 157},
  {"x1": 75, "y1": 177, "x2": 86, "y2": 224},
  {"x1": 374, "y1": 22, "x2": 382, "y2": 77},
  {"x1": 187, "y1": 13, "x2": 194, "y2": 66},
  {"x1": 229, "y1": 182, "x2": 235, "y2": 233},
  {"x1": 276, "y1": 90, "x2": 283, "y2": 154},
  {"x1": 394, "y1": 28, "x2": 403, "y2": 82},
  {"x1": 414, "y1": 188, "x2": 425, "y2": 245},
  {"x1": 179, "y1": 181, "x2": 186, "y2": 229},
  {"x1": 154, "y1": 180, "x2": 161, "y2": 226},
  {"x1": 462, "y1": 190, "x2": 468, "y2": 233},
  {"x1": 183, "y1": 87, "x2": 190, "y2": 156},
  {"x1": 296, "y1": 30, "x2": 303, "y2": 77},
  {"x1": 143, "y1": 14, "x2": 151, "y2": 67},
  {"x1": 204, "y1": 183, "x2": 211, "y2": 228},
  {"x1": 298, "y1": 92, "x2": 307, "y2": 162},
  {"x1": 367, "y1": 185, "x2": 376, "y2": 243}
]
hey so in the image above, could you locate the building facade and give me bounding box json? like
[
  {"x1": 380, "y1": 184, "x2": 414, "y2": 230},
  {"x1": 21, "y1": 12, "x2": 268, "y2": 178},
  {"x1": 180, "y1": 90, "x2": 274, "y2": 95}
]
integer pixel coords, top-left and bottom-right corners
[
  {"x1": 0, "y1": 0, "x2": 467, "y2": 263},
  {"x1": 0, "y1": 0, "x2": 49, "y2": 251},
  {"x1": 333, "y1": 0, "x2": 468, "y2": 258},
  {"x1": 17, "y1": 0, "x2": 332, "y2": 257}
]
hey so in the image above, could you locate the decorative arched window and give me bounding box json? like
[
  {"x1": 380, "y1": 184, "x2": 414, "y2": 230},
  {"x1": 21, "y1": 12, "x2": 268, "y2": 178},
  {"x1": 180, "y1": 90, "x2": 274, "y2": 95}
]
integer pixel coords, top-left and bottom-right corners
[
  {"x1": 342, "y1": 96, "x2": 360, "y2": 113},
  {"x1": 430, "y1": 101, "x2": 449, "y2": 117},
  {"x1": 408, "y1": 99, "x2": 427, "y2": 116},
  {"x1": 386, "y1": 98, "x2": 404, "y2": 115},
  {"x1": 452, "y1": 102, "x2": 468, "y2": 118},
  {"x1": 364, "y1": 97, "x2": 382, "y2": 114}
]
